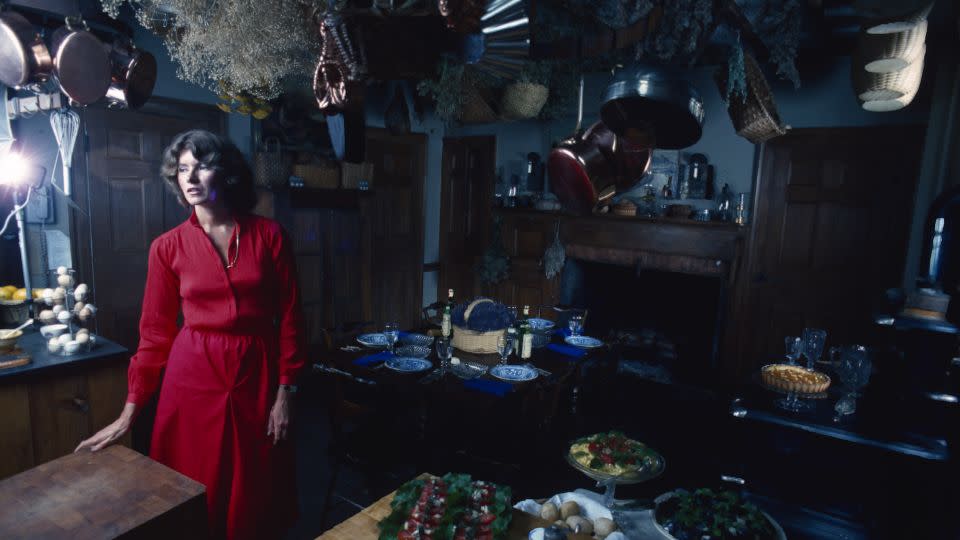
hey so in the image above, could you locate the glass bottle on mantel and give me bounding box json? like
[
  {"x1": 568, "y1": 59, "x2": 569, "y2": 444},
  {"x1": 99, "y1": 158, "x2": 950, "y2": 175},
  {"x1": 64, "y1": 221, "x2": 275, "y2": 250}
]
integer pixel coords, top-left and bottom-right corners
[
  {"x1": 442, "y1": 288, "x2": 455, "y2": 339},
  {"x1": 519, "y1": 305, "x2": 533, "y2": 359}
]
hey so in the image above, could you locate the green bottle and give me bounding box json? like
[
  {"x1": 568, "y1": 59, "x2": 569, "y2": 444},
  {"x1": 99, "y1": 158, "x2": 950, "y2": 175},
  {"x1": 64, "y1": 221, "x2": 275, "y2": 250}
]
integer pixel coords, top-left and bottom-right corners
[
  {"x1": 519, "y1": 305, "x2": 532, "y2": 359},
  {"x1": 442, "y1": 288, "x2": 454, "y2": 338}
]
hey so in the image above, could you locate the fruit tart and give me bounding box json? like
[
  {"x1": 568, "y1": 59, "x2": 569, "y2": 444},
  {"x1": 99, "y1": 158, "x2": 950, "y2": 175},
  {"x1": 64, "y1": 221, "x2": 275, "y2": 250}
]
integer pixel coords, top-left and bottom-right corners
[{"x1": 761, "y1": 364, "x2": 831, "y2": 394}]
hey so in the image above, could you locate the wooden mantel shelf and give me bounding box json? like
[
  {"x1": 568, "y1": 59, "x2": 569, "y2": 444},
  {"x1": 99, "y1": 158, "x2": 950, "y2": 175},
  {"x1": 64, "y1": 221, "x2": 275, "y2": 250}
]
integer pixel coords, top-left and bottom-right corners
[{"x1": 494, "y1": 207, "x2": 747, "y2": 264}]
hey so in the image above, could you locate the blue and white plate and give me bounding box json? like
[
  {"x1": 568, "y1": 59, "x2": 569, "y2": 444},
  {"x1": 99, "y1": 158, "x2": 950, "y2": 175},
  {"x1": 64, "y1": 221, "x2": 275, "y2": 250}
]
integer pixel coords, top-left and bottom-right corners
[
  {"x1": 384, "y1": 357, "x2": 433, "y2": 373},
  {"x1": 527, "y1": 318, "x2": 556, "y2": 332},
  {"x1": 400, "y1": 333, "x2": 434, "y2": 347},
  {"x1": 490, "y1": 364, "x2": 538, "y2": 382},
  {"x1": 565, "y1": 335, "x2": 604, "y2": 349},
  {"x1": 395, "y1": 344, "x2": 431, "y2": 358},
  {"x1": 357, "y1": 333, "x2": 389, "y2": 347}
]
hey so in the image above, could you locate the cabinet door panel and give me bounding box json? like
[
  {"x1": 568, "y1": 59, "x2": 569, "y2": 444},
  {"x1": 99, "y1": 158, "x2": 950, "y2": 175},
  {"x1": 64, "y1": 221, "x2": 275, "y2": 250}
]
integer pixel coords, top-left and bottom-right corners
[
  {"x1": 87, "y1": 363, "x2": 131, "y2": 448},
  {"x1": 0, "y1": 384, "x2": 34, "y2": 479},
  {"x1": 30, "y1": 375, "x2": 91, "y2": 465}
]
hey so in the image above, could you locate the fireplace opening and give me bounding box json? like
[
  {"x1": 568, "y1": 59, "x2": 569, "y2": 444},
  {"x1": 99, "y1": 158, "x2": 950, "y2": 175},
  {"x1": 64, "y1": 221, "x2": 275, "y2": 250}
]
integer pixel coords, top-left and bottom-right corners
[{"x1": 559, "y1": 258, "x2": 725, "y2": 381}]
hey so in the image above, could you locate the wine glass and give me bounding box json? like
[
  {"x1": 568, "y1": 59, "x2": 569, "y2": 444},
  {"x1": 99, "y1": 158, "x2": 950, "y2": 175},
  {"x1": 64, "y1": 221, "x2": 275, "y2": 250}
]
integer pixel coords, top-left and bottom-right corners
[
  {"x1": 802, "y1": 328, "x2": 827, "y2": 370},
  {"x1": 384, "y1": 322, "x2": 399, "y2": 355},
  {"x1": 784, "y1": 336, "x2": 802, "y2": 365},
  {"x1": 435, "y1": 337, "x2": 452, "y2": 369},
  {"x1": 568, "y1": 315, "x2": 583, "y2": 337},
  {"x1": 496, "y1": 333, "x2": 513, "y2": 365},
  {"x1": 832, "y1": 345, "x2": 872, "y2": 417}
]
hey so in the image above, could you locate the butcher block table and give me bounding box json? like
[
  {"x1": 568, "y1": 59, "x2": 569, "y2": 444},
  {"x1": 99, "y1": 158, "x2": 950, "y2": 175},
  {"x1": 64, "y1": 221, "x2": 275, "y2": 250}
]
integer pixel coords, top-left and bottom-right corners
[
  {"x1": 0, "y1": 445, "x2": 207, "y2": 539},
  {"x1": 317, "y1": 474, "x2": 590, "y2": 540}
]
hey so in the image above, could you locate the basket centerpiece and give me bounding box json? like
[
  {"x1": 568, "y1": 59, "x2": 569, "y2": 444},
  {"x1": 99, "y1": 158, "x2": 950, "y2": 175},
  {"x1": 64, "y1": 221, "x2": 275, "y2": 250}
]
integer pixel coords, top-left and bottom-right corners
[{"x1": 450, "y1": 298, "x2": 512, "y2": 354}]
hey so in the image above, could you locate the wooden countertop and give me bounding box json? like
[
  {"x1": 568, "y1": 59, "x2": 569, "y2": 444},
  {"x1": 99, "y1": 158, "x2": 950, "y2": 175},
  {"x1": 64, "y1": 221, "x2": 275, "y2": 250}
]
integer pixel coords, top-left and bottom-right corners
[
  {"x1": 317, "y1": 474, "x2": 591, "y2": 540},
  {"x1": 0, "y1": 445, "x2": 206, "y2": 539}
]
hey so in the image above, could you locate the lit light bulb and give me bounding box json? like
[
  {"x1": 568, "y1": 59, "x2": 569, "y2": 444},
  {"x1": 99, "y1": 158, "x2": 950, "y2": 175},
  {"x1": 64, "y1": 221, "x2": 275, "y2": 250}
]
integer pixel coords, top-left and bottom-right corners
[{"x1": 0, "y1": 151, "x2": 30, "y2": 186}]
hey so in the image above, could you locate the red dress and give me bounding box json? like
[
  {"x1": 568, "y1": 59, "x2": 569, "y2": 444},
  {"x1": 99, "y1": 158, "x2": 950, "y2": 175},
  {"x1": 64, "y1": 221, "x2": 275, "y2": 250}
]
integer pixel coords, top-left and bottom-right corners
[{"x1": 126, "y1": 211, "x2": 305, "y2": 540}]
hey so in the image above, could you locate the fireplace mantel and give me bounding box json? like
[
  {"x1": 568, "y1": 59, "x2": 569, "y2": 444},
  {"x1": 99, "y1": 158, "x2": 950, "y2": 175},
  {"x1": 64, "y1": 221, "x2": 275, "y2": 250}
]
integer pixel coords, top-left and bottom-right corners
[{"x1": 496, "y1": 208, "x2": 746, "y2": 278}]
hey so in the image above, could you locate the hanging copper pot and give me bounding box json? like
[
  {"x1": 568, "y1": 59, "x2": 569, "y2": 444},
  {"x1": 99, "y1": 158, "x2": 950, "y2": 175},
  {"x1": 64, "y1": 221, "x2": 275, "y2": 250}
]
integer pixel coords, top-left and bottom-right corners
[
  {"x1": 0, "y1": 11, "x2": 52, "y2": 88},
  {"x1": 50, "y1": 17, "x2": 111, "y2": 106},
  {"x1": 548, "y1": 120, "x2": 620, "y2": 215},
  {"x1": 105, "y1": 38, "x2": 157, "y2": 109}
]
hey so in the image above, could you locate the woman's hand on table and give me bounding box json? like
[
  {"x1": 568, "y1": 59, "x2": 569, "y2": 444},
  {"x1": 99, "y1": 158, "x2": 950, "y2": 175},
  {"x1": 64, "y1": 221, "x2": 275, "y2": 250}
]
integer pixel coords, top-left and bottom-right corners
[
  {"x1": 75, "y1": 402, "x2": 138, "y2": 452},
  {"x1": 267, "y1": 388, "x2": 293, "y2": 445}
]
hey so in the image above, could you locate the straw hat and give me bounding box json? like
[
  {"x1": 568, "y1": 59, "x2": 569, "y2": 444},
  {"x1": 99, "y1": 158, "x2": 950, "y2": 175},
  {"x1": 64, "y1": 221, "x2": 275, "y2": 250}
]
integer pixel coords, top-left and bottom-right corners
[
  {"x1": 856, "y1": 20, "x2": 927, "y2": 73},
  {"x1": 853, "y1": 44, "x2": 925, "y2": 101}
]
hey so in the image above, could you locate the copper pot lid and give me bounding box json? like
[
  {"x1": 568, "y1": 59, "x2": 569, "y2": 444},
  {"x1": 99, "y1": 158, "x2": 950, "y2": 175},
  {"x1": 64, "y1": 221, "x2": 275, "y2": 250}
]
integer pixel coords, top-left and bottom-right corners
[
  {"x1": 0, "y1": 11, "x2": 52, "y2": 88},
  {"x1": 106, "y1": 47, "x2": 157, "y2": 109},
  {"x1": 52, "y1": 22, "x2": 110, "y2": 106}
]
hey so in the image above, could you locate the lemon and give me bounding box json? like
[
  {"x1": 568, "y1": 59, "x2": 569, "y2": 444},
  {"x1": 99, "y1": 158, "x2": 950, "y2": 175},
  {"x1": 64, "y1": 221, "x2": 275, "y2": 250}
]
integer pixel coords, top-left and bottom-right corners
[
  {"x1": 1, "y1": 285, "x2": 15, "y2": 295},
  {"x1": 13, "y1": 288, "x2": 27, "y2": 301},
  {"x1": 32, "y1": 289, "x2": 43, "y2": 299},
  {"x1": 0, "y1": 289, "x2": 10, "y2": 301}
]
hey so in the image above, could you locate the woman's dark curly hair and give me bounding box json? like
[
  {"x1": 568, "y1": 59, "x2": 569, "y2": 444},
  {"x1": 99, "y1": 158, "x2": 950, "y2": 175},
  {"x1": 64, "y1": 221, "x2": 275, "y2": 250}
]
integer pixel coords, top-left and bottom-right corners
[{"x1": 160, "y1": 130, "x2": 256, "y2": 213}]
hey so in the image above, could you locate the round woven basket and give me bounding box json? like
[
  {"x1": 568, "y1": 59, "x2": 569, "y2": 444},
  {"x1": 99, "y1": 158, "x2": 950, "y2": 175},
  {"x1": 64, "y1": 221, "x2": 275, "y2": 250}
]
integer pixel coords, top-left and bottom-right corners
[
  {"x1": 861, "y1": 74, "x2": 921, "y2": 112},
  {"x1": 500, "y1": 82, "x2": 549, "y2": 120},
  {"x1": 459, "y1": 85, "x2": 499, "y2": 124},
  {"x1": 853, "y1": 45, "x2": 924, "y2": 101},
  {"x1": 451, "y1": 298, "x2": 505, "y2": 354},
  {"x1": 857, "y1": 20, "x2": 926, "y2": 73},
  {"x1": 861, "y1": 1, "x2": 933, "y2": 35},
  {"x1": 715, "y1": 53, "x2": 788, "y2": 144}
]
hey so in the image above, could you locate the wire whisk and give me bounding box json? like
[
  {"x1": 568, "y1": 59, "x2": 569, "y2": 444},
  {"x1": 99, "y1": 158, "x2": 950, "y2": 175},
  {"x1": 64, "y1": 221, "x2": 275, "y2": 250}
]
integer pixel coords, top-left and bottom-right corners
[{"x1": 50, "y1": 108, "x2": 80, "y2": 197}]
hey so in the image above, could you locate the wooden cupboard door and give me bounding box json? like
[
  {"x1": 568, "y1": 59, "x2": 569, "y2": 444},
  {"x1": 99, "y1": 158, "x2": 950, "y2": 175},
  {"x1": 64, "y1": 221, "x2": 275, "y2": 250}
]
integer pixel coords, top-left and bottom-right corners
[
  {"x1": 29, "y1": 374, "x2": 91, "y2": 465},
  {"x1": 0, "y1": 383, "x2": 34, "y2": 479},
  {"x1": 86, "y1": 362, "x2": 131, "y2": 448}
]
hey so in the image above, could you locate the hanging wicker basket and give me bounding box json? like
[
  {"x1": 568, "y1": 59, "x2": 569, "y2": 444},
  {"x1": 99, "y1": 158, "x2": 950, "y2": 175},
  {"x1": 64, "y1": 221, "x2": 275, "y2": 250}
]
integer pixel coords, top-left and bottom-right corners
[
  {"x1": 459, "y1": 83, "x2": 499, "y2": 124},
  {"x1": 254, "y1": 137, "x2": 291, "y2": 189},
  {"x1": 451, "y1": 298, "x2": 505, "y2": 354},
  {"x1": 500, "y1": 82, "x2": 549, "y2": 120},
  {"x1": 852, "y1": 44, "x2": 925, "y2": 101},
  {"x1": 856, "y1": 20, "x2": 927, "y2": 73},
  {"x1": 715, "y1": 53, "x2": 788, "y2": 144},
  {"x1": 859, "y1": 1, "x2": 933, "y2": 34}
]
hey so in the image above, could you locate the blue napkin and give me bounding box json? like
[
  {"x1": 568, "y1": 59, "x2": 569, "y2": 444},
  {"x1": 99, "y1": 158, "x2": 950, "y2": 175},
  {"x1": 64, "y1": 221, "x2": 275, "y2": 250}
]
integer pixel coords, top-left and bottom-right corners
[
  {"x1": 547, "y1": 343, "x2": 586, "y2": 359},
  {"x1": 554, "y1": 328, "x2": 572, "y2": 337},
  {"x1": 398, "y1": 331, "x2": 411, "y2": 338},
  {"x1": 463, "y1": 378, "x2": 512, "y2": 397},
  {"x1": 354, "y1": 351, "x2": 391, "y2": 366}
]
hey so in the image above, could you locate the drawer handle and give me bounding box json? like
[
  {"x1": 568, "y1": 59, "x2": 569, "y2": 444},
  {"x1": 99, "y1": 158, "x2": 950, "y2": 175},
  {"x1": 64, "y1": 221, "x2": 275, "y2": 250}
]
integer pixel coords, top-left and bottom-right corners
[{"x1": 72, "y1": 397, "x2": 89, "y2": 413}]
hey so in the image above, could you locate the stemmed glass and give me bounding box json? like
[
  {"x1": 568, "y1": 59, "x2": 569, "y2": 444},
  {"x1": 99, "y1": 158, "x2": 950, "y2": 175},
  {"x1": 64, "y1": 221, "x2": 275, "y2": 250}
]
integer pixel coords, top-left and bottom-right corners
[
  {"x1": 784, "y1": 336, "x2": 802, "y2": 365},
  {"x1": 384, "y1": 322, "x2": 399, "y2": 355},
  {"x1": 568, "y1": 315, "x2": 583, "y2": 337},
  {"x1": 802, "y1": 328, "x2": 827, "y2": 370},
  {"x1": 496, "y1": 333, "x2": 513, "y2": 365},
  {"x1": 832, "y1": 345, "x2": 872, "y2": 417},
  {"x1": 435, "y1": 337, "x2": 453, "y2": 370}
]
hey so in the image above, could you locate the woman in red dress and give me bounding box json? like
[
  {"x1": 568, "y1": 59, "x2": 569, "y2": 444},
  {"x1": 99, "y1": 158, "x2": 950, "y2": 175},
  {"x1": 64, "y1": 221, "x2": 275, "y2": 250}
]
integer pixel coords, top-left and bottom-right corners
[{"x1": 76, "y1": 130, "x2": 305, "y2": 540}]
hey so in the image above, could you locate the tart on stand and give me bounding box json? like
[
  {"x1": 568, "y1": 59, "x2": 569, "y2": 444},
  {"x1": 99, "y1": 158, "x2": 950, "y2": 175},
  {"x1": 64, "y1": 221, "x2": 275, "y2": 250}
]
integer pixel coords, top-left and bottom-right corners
[{"x1": 760, "y1": 363, "x2": 831, "y2": 411}]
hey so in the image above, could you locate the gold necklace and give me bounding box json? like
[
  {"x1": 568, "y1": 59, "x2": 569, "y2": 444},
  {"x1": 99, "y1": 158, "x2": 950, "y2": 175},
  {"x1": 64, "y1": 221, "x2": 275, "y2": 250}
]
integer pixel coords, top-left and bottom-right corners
[{"x1": 225, "y1": 224, "x2": 240, "y2": 269}]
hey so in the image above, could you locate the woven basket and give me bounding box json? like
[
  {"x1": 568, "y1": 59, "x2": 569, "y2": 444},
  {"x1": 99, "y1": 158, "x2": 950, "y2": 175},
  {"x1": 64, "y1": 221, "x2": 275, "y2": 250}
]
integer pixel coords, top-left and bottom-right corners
[
  {"x1": 500, "y1": 82, "x2": 549, "y2": 120},
  {"x1": 341, "y1": 162, "x2": 374, "y2": 189},
  {"x1": 857, "y1": 20, "x2": 927, "y2": 73},
  {"x1": 293, "y1": 163, "x2": 340, "y2": 189},
  {"x1": 861, "y1": 72, "x2": 921, "y2": 112},
  {"x1": 452, "y1": 298, "x2": 505, "y2": 354},
  {"x1": 853, "y1": 45, "x2": 924, "y2": 101},
  {"x1": 715, "y1": 53, "x2": 788, "y2": 144},
  {"x1": 459, "y1": 84, "x2": 499, "y2": 124},
  {"x1": 861, "y1": 1, "x2": 933, "y2": 35},
  {"x1": 0, "y1": 300, "x2": 28, "y2": 326},
  {"x1": 254, "y1": 138, "x2": 291, "y2": 189}
]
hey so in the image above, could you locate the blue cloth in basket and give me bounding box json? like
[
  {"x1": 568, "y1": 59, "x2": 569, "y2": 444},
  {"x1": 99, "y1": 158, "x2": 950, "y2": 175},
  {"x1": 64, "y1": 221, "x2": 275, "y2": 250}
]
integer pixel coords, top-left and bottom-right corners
[
  {"x1": 554, "y1": 328, "x2": 572, "y2": 337},
  {"x1": 547, "y1": 343, "x2": 586, "y2": 359},
  {"x1": 463, "y1": 378, "x2": 512, "y2": 397},
  {"x1": 354, "y1": 351, "x2": 391, "y2": 366}
]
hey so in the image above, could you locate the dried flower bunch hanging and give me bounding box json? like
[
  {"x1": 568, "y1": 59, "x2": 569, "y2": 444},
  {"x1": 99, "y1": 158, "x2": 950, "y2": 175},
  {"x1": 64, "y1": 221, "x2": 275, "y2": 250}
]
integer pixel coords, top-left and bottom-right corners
[{"x1": 100, "y1": 0, "x2": 320, "y2": 99}]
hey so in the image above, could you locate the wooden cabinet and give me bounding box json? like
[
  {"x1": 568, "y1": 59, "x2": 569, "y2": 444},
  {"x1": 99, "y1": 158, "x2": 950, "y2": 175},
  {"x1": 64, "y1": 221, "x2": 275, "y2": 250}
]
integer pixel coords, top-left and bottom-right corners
[
  {"x1": 484, "y1": 211, "x2": 561, "y2": 314},
  {"x1": 0, "y1": 358, "x2": 129, "y2": 480}
]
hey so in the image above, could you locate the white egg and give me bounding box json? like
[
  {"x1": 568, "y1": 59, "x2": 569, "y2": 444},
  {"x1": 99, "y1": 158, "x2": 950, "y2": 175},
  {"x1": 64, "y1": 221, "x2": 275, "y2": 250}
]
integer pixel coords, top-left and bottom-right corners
[
  {"x1": 451, "y1": 357, "x2": 461, "y2": 365},
  {"x1": 73, "y1": 302, "x2": 85, "y2": 313},
  {"x1": 39, "y1": 310, "x2": 55, "y2": 324},
  {"x1": 52, "y1": 305, "x2": 64, "y2": 315},
  {"x1": 57, "y1": 274, "x2": 74, "y2": 287},
  {"x1": 57, "y1": 333, "x2": 73, "y2": 345},
  {"x1": 56, "y1": 266, "x2": 68, "y2": 276},
  {"x1": 75, "y1": 332, "x2": 89, "y2": 344},
  {"x1": 78, "y1": 307, "x2": 92, "y2": 321},
  {"x1": 47, "y1": 338, "x2": 61, "y2": 352},
  {"x1": 85, "y1": 304, "x2": 97, "y2": 314},
  {"x1": 63, "y1": 340, "x2": 80, "y2": 354},
  {"x1": 73, "y1": 288, "x2": 87, "y2": 302},
  {"x1": 76, "y1": 328, "x2": 89, "y2": 339},
  {"x1": 57, "y1": 310, "x2": 72, "y2": 324},
  {"x1": 42, "y1": 288, "x2": 53, "y2": 301}
]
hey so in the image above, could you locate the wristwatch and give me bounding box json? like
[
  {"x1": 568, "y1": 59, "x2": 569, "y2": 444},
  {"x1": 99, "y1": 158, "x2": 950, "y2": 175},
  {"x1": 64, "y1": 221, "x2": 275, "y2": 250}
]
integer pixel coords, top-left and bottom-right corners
[{"x1": 279, "y1": 384, "x2": 298, "y2": 393}]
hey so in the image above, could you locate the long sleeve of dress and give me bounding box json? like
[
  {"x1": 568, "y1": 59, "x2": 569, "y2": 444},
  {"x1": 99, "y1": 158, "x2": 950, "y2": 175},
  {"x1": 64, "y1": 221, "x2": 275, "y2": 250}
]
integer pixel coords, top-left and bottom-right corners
[
  {"x1": 127, "y1": 238, "x2": 181, "y2": 406},
  {"x1": 270, "y1": 224, "x2": 306, "y2": 385}
]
